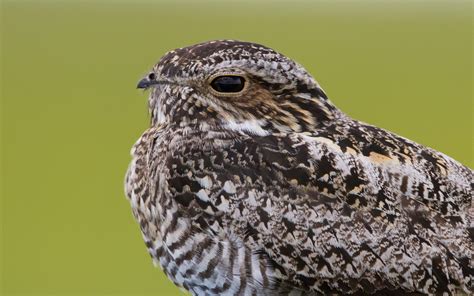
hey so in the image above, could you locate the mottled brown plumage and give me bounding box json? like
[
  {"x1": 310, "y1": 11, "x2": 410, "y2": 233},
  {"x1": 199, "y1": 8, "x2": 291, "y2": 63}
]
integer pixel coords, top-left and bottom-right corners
[{"x1": 125, "y1": 40, "x2": 473, "y2": 295}]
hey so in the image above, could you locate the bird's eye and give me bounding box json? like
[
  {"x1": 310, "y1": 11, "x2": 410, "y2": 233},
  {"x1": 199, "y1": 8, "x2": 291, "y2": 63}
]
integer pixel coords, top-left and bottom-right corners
[
  {"x1": 210, "y1": 76, "x2": 245, "y2": 93},
  {"x1": 148, "y1": 73, "x2": 156, "y2": 80}
]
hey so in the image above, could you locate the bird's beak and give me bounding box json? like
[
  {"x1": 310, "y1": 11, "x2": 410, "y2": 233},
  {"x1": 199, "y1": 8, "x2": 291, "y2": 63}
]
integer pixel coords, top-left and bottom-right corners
[{"x1": 137, "y1": 78, "x2": 154, "y2": 89}]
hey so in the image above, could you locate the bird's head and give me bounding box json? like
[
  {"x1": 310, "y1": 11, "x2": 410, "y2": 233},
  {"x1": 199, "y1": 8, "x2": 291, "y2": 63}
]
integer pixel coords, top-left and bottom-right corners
[{"x1": 137, "y1": 40, "x2": 341, "y2": 134}]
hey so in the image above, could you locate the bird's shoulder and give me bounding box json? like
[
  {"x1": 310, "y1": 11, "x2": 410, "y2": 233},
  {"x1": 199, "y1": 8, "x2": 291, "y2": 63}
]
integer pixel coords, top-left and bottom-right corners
[{"x1": 161, "y1": 119, "x2": 471, "y2": 210}]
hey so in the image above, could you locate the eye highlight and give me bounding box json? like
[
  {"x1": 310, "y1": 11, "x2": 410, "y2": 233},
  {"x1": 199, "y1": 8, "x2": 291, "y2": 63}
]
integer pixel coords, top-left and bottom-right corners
[{"x1": 210, "y1": 76, "x2": 246, "y2": 93}]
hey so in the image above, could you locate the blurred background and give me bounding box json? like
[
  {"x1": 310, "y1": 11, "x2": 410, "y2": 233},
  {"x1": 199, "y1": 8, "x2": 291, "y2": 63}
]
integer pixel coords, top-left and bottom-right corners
[{"x1": 1, "y1": 0, "x2": 472, "y2": 295}]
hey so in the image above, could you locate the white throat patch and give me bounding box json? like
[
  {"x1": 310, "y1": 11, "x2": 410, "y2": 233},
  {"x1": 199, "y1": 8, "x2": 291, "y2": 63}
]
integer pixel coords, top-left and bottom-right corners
[{"x1": 222, "y1": 119, "x2": 270, "y2": 136}]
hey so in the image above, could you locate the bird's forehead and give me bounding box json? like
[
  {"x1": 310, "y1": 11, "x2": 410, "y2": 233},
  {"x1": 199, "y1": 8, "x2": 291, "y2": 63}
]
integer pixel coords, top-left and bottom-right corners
[{"x1": 153, "y1": 40, "x2": 295, "y2": 80}]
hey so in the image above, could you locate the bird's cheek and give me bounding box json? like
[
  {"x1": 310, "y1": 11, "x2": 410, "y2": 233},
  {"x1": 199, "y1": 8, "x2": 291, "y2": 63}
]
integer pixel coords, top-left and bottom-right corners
[{"x1": 151, "y1": 84, "x2": 175, "y2": 102}]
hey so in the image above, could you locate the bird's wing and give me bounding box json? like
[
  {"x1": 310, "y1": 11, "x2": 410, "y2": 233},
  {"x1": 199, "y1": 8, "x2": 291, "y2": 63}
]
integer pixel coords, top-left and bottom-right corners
[{"x1": 164, "y1": 125, "x2": 472, "y2": 294}]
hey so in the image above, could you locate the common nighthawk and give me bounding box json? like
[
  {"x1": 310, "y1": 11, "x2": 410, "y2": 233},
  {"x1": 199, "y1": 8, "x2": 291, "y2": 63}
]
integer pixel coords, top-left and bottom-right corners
[{"x1": 125, "y1": 40, "x2": 473, "y2": 295}]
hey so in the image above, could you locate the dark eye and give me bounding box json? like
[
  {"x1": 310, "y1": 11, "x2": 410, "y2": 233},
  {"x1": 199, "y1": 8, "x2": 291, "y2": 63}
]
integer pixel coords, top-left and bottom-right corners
[
  {"x1": 148, "y1": 73, "x2": 156, "y2": 80},
  {"x1": 210, "y1": 76, "x2": 245, "y2": 93}
]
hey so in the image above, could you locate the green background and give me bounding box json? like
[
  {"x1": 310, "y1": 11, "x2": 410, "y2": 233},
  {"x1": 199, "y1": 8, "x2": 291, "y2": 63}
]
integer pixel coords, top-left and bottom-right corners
[{"x1": 1, "y1": 0, "x2": 472, "y2": 295}]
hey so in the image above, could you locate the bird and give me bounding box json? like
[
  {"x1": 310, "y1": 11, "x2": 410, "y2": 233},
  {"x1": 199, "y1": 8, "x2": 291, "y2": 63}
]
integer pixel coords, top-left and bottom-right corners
[{"x1": 125, "y1": 40, "x2": 473, "y2": 295}]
